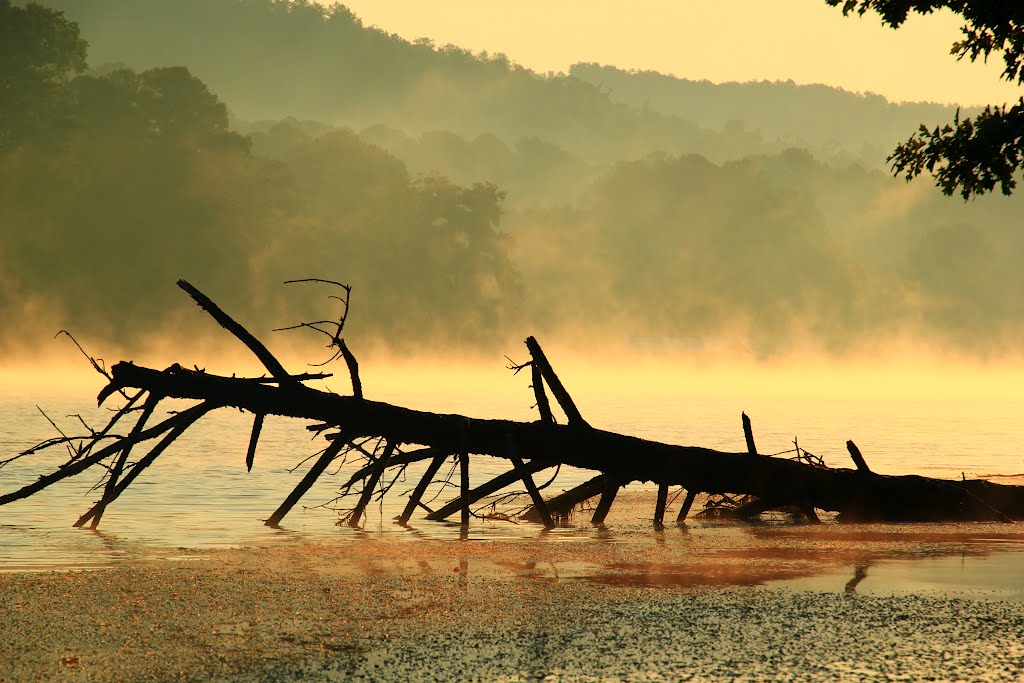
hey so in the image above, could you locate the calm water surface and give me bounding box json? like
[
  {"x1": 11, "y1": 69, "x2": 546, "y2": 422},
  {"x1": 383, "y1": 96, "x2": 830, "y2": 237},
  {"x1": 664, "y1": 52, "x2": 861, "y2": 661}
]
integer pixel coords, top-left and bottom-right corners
[{"x1": 3, "y1": 379, "x2": 1024, "y2": 572}]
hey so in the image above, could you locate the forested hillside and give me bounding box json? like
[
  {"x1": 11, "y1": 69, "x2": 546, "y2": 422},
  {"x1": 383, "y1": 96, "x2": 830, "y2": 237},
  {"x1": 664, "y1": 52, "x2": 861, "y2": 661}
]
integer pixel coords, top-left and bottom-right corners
[
  {"x1": 6, "y1": 0, "x2": 1024, "y2": 361},
  {"x1": 38, "y1": 0, "x2": 761, "y2": 166},
  {"x1": 570, "y1": 63, "x2": 971, "y2": 163}
]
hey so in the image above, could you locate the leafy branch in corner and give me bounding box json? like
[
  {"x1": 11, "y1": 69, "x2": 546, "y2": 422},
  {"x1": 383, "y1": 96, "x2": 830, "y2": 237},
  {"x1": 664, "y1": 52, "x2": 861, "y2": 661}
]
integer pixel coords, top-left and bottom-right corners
[{"x1": 827, "y1": 0, "x2": 1024, "y2": 198}]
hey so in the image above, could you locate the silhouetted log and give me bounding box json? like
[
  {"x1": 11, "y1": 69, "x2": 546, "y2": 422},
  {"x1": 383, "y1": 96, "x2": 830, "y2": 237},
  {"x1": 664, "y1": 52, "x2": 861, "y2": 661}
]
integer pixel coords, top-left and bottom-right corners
[
  {"x1": 522, "y1": 475, "x2": 607, "y2": 522},
  {"x1": 726, "y1": 414, "x2": 820, "y2": 522},
  {"x1": 676, "y1": 489, "x2": 697, "y2": 523},
  {"x1": 246, "y1": 414, "x2": 264, "y2": 472},
  {"x1": 590, "y1": 479, "x2": 618, "y2": 525},
  {"x1": 265, "y1": 435, "x2": 350, "y2": 527},
  {"x1": 397, "y1": 453, "x2": 450, "y2": 525},
  {"x1": 847, "y1": 440, "x2": 872, "y2": 473},
  {"x1": 742, "y1": 412, "x2": 758, "y2": 456},
  {"x1": 526, "y1": 336, "x2": 587, "y2": 427},
  {"x1": 348, "y1": 440, "x2": 396, "y2": 527},
  {"x1": 654, "y1": 483, "x2": 669, "y2": 529},
  {"x1": 102, "y1": 363, "x2": 1024, "y2": 523},
  {"x1": 426, "y1": 460, "x2": 550, "y2": 521}
]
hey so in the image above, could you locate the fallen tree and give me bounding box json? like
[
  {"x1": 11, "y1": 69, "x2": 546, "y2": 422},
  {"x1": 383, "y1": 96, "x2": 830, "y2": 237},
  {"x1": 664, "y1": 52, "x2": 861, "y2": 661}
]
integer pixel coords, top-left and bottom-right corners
[{"x1": 3, "y1": 280, "x2": 1024, "y2": 528}]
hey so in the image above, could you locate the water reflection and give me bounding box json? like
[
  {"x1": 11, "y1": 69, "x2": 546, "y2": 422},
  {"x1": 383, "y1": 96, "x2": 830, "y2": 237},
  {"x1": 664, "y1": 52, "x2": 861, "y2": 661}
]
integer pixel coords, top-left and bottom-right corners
[
  {"x1": 169, "y1": 521, "x2": 1020, "y2": 606},
  {"x1": 845, "y1": 564, "x2": 869, "y2": 594},
  {"x1": 579, "y1": 562, "x2": 800, "y2": 588},
  {"x1": 565, "y1": 525, "x2": 1024, "y2": 601}
]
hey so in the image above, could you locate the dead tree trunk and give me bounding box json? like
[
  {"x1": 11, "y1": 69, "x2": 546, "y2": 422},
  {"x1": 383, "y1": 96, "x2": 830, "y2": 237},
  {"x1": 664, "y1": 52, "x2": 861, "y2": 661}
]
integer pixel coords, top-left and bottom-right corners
[
  {"x1": 88, "y1": 361, "x2": 1024, "y2": 523},
  {"x1": 5, "y1": 280, "x2": 1024, "y2": 529}
]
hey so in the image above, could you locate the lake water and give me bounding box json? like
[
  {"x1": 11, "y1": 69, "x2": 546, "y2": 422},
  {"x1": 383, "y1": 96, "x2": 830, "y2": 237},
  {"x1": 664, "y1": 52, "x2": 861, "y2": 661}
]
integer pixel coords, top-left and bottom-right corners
[{"x1": 3, "y1": 371, "x2": 1024, "y2": 572}]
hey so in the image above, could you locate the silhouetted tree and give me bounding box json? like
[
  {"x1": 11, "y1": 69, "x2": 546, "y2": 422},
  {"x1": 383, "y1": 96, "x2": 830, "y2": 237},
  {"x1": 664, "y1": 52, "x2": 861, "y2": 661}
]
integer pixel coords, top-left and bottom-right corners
[
  {"x1": 0, "y1": 0, "x2": 87, "y2": 152},
  {"x1": 828, "y1": 1, "x2": 1023, "y2": 198}
]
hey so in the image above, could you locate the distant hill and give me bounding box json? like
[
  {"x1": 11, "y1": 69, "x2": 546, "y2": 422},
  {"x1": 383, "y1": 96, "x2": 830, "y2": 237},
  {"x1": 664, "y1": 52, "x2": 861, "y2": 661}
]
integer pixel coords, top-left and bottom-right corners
[
  {"x1": 12, "y1": 0, "x2": 1024, "y2": 358},
  {"x1": 570, "y1": 63, "x2": 972, "y2": 162},
  {"x1": 39, "y1": 0, "x2": 765, "y2": 165},
  {"x1": 40, "y1": 0, "x2": 976, "y2": 168}
]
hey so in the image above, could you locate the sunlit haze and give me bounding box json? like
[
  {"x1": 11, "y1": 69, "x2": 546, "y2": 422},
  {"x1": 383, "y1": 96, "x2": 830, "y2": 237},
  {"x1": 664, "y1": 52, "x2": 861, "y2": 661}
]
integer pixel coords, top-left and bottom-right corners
[
  {"x1": 5, "y1": 0, "x2": 1024, "y2": 401},
  {"x1": 7, "y1": 4, "x2": 1024, "y2": 680},
  {"x1": 334, "y1": 0, "x2": 1020, "y2": 106}
]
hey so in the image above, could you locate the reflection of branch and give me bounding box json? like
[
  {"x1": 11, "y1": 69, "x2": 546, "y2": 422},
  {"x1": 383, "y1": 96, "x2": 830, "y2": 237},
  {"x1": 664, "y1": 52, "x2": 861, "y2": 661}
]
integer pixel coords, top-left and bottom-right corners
[{"x1": 845, "y1": 564, "x2": 869, "y2": 594}]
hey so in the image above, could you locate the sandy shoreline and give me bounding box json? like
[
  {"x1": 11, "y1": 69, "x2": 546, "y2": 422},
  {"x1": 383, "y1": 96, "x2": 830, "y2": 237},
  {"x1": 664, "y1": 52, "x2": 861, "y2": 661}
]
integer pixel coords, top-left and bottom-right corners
[{"x1": 5, "y1": 513, "x2": 1024, "y2": 682}]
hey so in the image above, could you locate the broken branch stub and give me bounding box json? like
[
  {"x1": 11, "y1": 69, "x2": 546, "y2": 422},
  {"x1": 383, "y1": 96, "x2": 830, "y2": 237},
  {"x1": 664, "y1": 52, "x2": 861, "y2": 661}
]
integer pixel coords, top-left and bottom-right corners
[
  {"x1": 525, "y1": 336, "x2": 587, "y2": 427},
  {"x1": 847, "y1": 440, "x2": 872, "y2": 473},
  {"x1": 176, "y1": 279, "x2": 292, "y2": 383},
  {"x1": 246, "y1": 413, "x2": 264, "y2": 472},
  {"x1": 742, "y1": 412, "x2": 758, "y2": 456}
]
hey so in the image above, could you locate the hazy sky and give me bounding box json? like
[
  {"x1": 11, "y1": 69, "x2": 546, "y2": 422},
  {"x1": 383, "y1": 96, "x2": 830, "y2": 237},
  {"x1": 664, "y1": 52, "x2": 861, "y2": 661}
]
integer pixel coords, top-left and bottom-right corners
[{"x1": 330, "y1": 1, "x2": 1020, "y2": 106}]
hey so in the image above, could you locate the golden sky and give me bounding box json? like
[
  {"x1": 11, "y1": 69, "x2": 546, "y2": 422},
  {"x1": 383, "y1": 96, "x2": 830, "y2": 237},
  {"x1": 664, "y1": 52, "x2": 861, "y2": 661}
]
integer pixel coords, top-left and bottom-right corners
[{"x1": 329, "y1": 1, "x2": 1020, "y2": 106}]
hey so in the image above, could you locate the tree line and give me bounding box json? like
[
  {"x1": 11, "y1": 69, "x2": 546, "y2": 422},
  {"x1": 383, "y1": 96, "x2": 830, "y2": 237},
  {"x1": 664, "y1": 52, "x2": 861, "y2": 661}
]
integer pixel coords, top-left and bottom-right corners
[{"x1": 4, "y1": 0, "x2": 1024, "y2": 360}]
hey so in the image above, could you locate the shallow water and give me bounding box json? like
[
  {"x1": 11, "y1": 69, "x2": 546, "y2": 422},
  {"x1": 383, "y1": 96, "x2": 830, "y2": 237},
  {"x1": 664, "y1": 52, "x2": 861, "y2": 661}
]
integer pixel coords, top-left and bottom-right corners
[
  {"x1": 788, "y1": 550, "x2": 1024, "y2": 601},
  {"x1": 3, "y1": 378, "x2": 1024, "y2": 573}
]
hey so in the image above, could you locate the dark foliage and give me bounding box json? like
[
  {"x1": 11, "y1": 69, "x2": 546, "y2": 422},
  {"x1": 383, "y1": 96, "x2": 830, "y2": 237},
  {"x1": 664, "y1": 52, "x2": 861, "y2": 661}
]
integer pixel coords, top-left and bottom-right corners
[
  {"x1": 0, "y1": 0, "x2": 87, "y2": 151},
  {"x1": 828, "y1": 0, "x2": 1024, "y2": 198},
  {"x1": 7, "y1": 1, "x2": 1024, "y2": 357},
  {"x1": 890, "y1": 101, "x2": 1024, "y2": 198}
]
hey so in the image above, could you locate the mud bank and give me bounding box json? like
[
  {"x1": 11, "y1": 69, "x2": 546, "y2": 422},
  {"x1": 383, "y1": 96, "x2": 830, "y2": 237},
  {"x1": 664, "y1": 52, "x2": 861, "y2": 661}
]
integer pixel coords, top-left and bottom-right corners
[{"x1": 4, "y1": 512, "x2": 1024, "y2": 681}]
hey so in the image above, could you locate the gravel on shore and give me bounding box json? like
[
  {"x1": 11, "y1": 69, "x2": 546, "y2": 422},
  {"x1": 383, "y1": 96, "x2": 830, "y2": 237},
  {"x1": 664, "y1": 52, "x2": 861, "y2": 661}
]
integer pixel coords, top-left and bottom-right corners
[{"x1": 4, "y1": 518, "x2": 1024, "y2": 682}]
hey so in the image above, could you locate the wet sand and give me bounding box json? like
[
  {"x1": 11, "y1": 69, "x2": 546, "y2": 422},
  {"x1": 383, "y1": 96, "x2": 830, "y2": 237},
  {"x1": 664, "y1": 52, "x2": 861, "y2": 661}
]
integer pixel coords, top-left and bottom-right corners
[{"x1": 5, "y1": 495, "x2": 1024, "y2": 681}]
